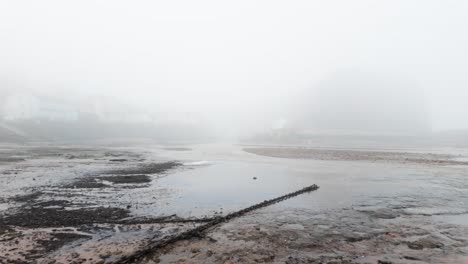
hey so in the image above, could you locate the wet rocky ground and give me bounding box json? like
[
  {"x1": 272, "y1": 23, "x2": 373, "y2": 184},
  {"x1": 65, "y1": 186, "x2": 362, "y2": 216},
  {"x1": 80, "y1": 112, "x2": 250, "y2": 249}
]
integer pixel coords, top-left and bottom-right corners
[
  {"x1": 1, "y1": 143, "x2": 468, "y2": 263},
  {"x1": 150, "y1": 206, "x2": 468, "y2": 264},
  {"x1": 0, "y1": 145, "x2": 203, "y2": 263}
]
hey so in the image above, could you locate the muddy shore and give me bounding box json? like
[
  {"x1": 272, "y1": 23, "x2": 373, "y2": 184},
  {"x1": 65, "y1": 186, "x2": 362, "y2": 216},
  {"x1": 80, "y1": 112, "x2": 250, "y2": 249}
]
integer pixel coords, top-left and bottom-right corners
[
  {"x1": 243, "y1": 147, "x2": 467, "y2": 166},
  {"x1": 1, "y1": 144, "x2": 468, "y2": 263},
  {"x1": 0, "y1": 145, "x2": 196, "y2": 263}
]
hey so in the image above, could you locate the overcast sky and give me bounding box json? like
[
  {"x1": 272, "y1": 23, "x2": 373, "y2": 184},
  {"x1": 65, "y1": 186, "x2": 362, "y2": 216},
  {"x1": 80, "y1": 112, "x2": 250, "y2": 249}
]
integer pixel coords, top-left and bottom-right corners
[{"x1": 1, "y1": 0, "x2": 467, "y2": 132}]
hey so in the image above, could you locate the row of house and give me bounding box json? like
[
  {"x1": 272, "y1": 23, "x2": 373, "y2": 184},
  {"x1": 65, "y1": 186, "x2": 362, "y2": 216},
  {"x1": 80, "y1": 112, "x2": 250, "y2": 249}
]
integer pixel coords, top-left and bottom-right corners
[
  {"x1": 0, "y1": 92, "x2": 202, "y2": 126},
  {"x1": 2, "y1": 93, "x2": 79, "y2": 121}
]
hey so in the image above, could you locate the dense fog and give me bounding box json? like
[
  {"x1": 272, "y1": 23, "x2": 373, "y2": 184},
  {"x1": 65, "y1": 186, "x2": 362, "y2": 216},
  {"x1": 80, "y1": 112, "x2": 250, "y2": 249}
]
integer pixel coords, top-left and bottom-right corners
[{"x1": 1, "y1": 0, "x2": 467, "y2": 142}]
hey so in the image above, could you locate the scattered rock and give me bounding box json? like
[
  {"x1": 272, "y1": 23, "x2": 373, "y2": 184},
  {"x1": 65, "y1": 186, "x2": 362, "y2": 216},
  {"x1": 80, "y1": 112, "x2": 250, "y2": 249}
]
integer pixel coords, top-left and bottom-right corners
[
  {"x1": 64, "y1": 180, "x2": 107, "y2": 189},
  {"x1": 190, "y1": 245, "x2": 201, "y2": 253},
  {"x1": 1, "y1": 206, "x2": 130, "y2": 228},
  {"x1": 285, "y1": 256, "x2": 307, "y2": 264},
  {"x1": 98, "y1": 175, "x2": 151, "y2": 184},
  {"x1": 408, "y1": 236, "x2": 444, "y2": 250},
  {"x1": 0, "y1": 157, "x2": 26, "y2": 163},
  {"x1": 102, "y1": 162, "x2": 181, "y2": 175},
  {"x1": 207, "y1": 236, "x2": 217, "y2": 243},
  {"x1": 361, "y1": 208, "x2": 400, "y2": 219},
  {"x1": 39, "y1": 233, "x2": 91, "y2": 252},
  {"x1": 378, "y1": 259, "x2": 393, "y2": 264},
  {"x1": 404, "y1": 256, "x2": 422, "y2": 261},
  {"x1": 10, "y1": 191, "x2": 43, "y2": 203}
]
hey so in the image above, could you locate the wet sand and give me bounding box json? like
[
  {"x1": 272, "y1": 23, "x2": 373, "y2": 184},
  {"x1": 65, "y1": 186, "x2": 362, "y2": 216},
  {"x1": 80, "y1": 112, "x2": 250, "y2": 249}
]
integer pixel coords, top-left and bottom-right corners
[
  {"x1": 0, "y1": 145, "x2": 193, "y2": 263},
  {"x1": 1, "y1": 144, "x2": 468, "y2": 263},
  {"x1": 243, "y1": 147, "x2": 467, "y2": 166},
  {"x1": 157, "y1": 210, "x2": 468, "y2": 263}
]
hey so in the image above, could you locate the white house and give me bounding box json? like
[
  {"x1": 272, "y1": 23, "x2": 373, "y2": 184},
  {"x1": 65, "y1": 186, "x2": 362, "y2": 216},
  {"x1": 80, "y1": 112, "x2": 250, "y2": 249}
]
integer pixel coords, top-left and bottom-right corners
[{"x1": 3, "y1": 93, "x2": 79, "y2": 121}]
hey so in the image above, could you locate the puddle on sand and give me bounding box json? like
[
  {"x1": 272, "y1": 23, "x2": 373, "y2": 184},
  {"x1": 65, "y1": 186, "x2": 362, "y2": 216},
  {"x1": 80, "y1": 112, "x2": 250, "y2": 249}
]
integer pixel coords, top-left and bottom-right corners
[
  {"x1": 134, "y1": 161, "x2": 320, "y2": 217},
  {"x1": 129, "y1": 155, "x2": 468, "y2": 221}
]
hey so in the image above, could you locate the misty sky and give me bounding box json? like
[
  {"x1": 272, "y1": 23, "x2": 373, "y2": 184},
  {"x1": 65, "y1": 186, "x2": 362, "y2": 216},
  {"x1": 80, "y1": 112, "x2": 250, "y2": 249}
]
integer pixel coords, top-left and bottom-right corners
[{"x1": 1, "y1": 0, "x2": 467, "y2": 132}]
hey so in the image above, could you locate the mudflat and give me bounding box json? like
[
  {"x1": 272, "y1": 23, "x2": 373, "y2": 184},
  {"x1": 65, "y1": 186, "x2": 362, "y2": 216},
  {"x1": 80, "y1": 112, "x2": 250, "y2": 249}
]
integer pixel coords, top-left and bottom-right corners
[{"x1": 1, "y1": 144, "x2": 468, "y2": 263}]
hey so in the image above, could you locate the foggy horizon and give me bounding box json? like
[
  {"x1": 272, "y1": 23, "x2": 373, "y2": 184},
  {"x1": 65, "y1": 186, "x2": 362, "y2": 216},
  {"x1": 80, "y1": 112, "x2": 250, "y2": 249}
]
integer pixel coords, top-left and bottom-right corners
[
  {"x1": 3, "y1": 2, "x2": 468, "y2": 263},
  {"x1": 1, "y1": 0, "x2": 468, "y2": 138}
]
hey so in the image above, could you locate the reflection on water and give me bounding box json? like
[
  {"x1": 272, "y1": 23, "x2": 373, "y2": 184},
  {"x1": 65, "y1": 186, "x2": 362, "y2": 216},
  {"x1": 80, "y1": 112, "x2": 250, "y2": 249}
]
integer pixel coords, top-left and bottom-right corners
[
  {"x1": 132, "y1": 155, "x2": 468, "y2": 219},
  {"x1": 2, "y1": 144, "x2": 467, "y2": 223},
  {"x1": 154, "y1": 161, "x2": 318, "y2": 216}
]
